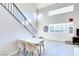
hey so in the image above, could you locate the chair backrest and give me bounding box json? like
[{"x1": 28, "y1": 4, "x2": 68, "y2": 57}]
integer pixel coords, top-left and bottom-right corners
[
  {"x1": 32, "y1": 36, "x2": 36, "y2": 38},
  {"x1": 17, "y1": 40, "x2": 25, "y2": 48},
  {"x1": 25, "y1": 42, "x2": 37, "y2": 52},
  {"x1": 39, "y1": 37, "x2": 44, "y2": 39}
]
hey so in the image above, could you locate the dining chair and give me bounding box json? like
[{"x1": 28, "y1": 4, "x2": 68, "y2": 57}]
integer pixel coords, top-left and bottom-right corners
[
  {"x1": 38, "y1": 37, "x2": 45, "y2": 56},
  {"x1": 17, "y1": 40, "x2": 26, "y2": 56},
  {"x1": 39, "y1": 37, "x2": 45, "y2": 50},
  {"x1": 24, "y1": 42, "x2": 40, "y2": 56}
]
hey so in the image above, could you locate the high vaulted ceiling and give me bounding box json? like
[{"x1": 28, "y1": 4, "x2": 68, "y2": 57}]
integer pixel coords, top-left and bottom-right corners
[{"x1": 34, "y1": 3, "x2": 55, "y2": 10}]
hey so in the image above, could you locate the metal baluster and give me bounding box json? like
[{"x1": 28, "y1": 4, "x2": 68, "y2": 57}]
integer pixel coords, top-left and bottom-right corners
[
  {"x1": 23, "y1": 17, "x2": 25, "y2": 26},
  {"x1": 21, "y1": 14, "x2": 25, "y2": 25},
  {"x1": 13, "y1": 6, "x2": 15, "y2": 17},
  {"x1": 6, "y1": 3, "x2": 7, "y2": 9},
  {"x1": 16, "y1": 9, "x2": 18, "y2": 19},
  {"x1": 14, "y1": 6, "x2": 16, "y2": 17},
  {"x1": 11, "y1": 3, "x2": 12, "y2": 13},
  {"x1": 17, "y1": 10, "x2": 19, "y2": 20},
  {"x1": 9, "y1": 3, "x2": 11, "y2": 12},
  {"x1": 5, "y1": 3, "x2": 6, "y2": 7},
  {"x1": 24, "y1": 18, "x2": 26, "y2": 26},
  {"x1": 12, "y1": 4, "x2": 14, "y2": 15},
  {"x1": 24, "y1": 19, "x2": 26, "y2": 26},
  {"x1": 15, "y1": 7, "x2": 17, "y2": 18},
  {"x1": 8, "y1": 3, "x2": 9, "y2": 10},
  {"x1": 18, "y1": 11, "x2": 20, "y2": 21},
  {"x1": 19, "y1": 12, "x2": 21, "y2": 22},
  {"x1": 19, "y1": 13, "x2": 21, "y2": 22}
]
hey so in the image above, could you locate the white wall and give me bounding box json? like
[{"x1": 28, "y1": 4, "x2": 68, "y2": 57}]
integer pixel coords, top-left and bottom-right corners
[
  {"x1": 15, "y1": 3, "x2": 38, "y2": 30},
  {"x1": 38, "y1": 3, "x2": 79, "y2": 42},
  {"x1": 0, "y1": 4, "x2": 33, "y2": 55}
]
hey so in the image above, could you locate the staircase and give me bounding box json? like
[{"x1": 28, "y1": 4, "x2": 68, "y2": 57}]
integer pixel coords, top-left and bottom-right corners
[{"x1": 0, "y1": 3, "x2": 37, "y2": 36}]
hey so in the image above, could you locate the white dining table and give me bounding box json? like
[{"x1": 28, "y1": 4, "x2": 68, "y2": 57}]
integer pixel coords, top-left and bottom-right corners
[
  {"x1": 19, "y1": 38, "x2": 44, "y2": 44},
  {"x1": 18, "y1": 38, "x2": 44, "y2": 55}
]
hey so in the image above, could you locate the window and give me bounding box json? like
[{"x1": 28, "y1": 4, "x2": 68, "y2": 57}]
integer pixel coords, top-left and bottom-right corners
[
  {"x1": 48, "y1": 5, "x2": 74, "y2": 16},
  {"x1": 48, "y1": 23, "x2": 74, "y2": 34}
]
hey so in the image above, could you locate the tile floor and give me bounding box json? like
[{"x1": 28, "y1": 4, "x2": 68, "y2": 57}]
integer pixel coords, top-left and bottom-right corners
[{"x1": 42, "y1": 40, "x2": 74, "y2": 56}]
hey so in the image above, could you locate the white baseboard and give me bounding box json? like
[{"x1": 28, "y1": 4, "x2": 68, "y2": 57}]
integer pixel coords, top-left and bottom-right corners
[{"x1": 45, "y1": 39, "x2": 65, "y2": 43}]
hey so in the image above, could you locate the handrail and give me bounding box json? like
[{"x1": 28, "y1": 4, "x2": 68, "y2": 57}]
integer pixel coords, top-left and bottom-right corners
[
  {"x1": 13, "y1": 3, "x2": 26, "y2": 20},
  {"x1": 0, "y1": 3, "x2": 37, "y2": 36}
]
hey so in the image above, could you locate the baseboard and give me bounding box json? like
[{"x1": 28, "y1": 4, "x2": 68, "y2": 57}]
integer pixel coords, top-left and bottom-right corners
[
  {"x1": 45, "y1": 39, "x2": 65, "y2": 43},
  {"x1": 7, "y1": 50, "x2": 18, "y2": 56}
]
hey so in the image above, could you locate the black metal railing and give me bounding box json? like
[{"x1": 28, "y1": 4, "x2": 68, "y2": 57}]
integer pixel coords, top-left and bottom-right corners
[{"x1": 0, "y1": 3, "x2": 37, "y2": 36}]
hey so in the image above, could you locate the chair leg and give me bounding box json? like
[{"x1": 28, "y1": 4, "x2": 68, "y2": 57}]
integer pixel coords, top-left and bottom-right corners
[
  {"x1": 25, "y1": 50, "x2": 28, "y2": 56},
  {"x1": 39, "y1": 45, "x2": 41, "y2": 56},
  {"x1": 31, "y1": 52, "x2": 34, "y2": 56},
  {"x1": 18, "y1": 48, "x2": 21, "y2": 55},
  {"x1": 42, "y1": 42, "x2": 45, "y2": 51},
  {"x1": 37, "y1": 49, "x2": 40, "y2": 56},
  {"x1": 23, "y1": 48, "x2": 26, "y2": 56}
]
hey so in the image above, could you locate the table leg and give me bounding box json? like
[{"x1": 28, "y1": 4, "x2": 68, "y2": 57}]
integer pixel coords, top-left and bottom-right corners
[
  {"x1": 40, "y1": 41, "x2": 45, "y2": 51},
  {"x1": 39, "y1": 45, "x2": 41, "y2": 56}
]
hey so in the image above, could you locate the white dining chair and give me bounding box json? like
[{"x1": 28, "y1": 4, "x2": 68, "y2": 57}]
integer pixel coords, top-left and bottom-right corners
[
  {"x1": 17, "y1": 40, "x2": 26, "y2": 56},
  {"x1": 39, "y1": 37, "x2": 45, "y2": 50},
  {"x1": 25, "y1": 42, "x2": 40, "y2": 56}
]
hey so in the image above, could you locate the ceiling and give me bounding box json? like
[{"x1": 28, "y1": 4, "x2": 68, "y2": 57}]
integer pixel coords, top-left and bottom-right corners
[{"x1": 35, "y1": 3, "x2": 55, "y2": 10}]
